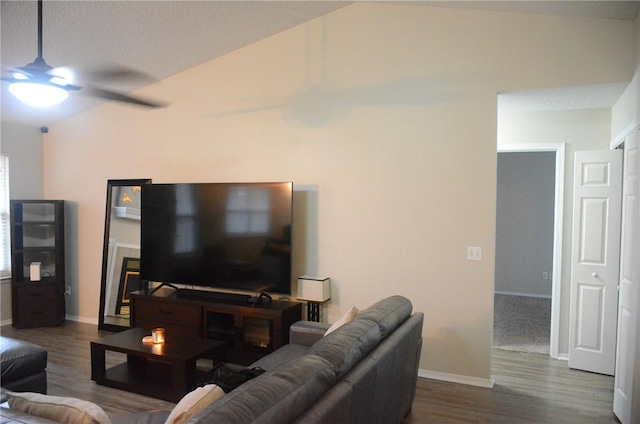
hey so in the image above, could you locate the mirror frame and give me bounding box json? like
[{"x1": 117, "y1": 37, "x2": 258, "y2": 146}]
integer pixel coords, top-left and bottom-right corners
[{"x1": 98, "y1": 178, "x2": 151, "y2": 332}]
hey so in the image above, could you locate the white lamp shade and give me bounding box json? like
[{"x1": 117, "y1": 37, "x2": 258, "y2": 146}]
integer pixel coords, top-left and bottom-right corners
[{"x1": 297, "y1": 276, "x2": 331, "y2": 302}]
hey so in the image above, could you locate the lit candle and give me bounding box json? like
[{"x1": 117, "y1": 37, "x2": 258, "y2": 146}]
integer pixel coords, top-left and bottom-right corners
[{"x1": 152, "y1": 328, "x2": 165, "y2": 344}]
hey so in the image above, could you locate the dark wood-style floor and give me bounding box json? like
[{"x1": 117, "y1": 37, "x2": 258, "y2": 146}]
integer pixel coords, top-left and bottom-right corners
[
  {"x1": 406, "y1": 348, "x2": 618, "y2": 424},
  {"x1": 1, "y1": 321, "x2": 175, "y2": 418},
  {"x1": 1, "y1": 321, "x2": 618, "y2": 423}
]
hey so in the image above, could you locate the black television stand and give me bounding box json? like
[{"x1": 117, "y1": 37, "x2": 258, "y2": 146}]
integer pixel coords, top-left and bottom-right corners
[
  {"x1": 130, "y1": 289, "x2": 302, "y2": 365},
  {"x1": 175, "y1": 288, "x2": 251, "y2": 304}
]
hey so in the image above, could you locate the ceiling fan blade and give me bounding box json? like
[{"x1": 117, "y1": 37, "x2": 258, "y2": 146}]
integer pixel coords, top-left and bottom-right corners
[
  {"x1": 85, "y1": 86, "x2": 166, "y2": 108},
  {"x1": 82, "y1": 65, "x2": 157, "y2": 84}
]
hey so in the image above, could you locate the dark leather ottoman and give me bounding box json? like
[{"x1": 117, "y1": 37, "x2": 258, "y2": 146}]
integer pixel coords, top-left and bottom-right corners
[{"x1": 0, "y1": 337, "x2": 47, "y2": 399}]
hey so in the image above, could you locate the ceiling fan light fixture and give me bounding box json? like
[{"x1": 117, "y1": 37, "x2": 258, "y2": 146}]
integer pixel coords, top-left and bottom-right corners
[
  {"x1": 9, "y1": 81, "x2": 69, "y2": 107},
  {"x1": 4, "y1": 0, "x2": 164, "y2": 110},
  {"x1": 11, "y1": 72, "x2": 29, "y2": 81}
]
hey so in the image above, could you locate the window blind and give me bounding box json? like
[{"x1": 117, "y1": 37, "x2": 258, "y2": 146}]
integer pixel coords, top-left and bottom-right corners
[{"x1": 0, "y1": 155, "x2": 10, "y2": 279}]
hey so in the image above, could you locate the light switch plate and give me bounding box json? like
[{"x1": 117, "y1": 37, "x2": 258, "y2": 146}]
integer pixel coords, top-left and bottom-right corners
[{"x1": 467, "y1": 246, "x2": 482, "y2": 261}]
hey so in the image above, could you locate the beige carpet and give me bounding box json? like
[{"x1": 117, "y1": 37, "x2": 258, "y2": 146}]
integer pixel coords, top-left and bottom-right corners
[{"x1": 493, "y1": 293, "x2": 551, "y2": 355}]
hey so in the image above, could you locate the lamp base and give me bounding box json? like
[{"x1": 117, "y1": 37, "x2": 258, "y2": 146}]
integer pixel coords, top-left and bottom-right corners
[{"x1": 307, "y1": 302, "x2": 321, "y2": 322}]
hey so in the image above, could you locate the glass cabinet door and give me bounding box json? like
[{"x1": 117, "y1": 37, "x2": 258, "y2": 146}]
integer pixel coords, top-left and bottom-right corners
[{"x1": 11, "y1": 201, "x2": 63, "y2": 283}]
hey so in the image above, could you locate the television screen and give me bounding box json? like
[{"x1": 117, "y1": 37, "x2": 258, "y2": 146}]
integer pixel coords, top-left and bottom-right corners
[{"x1": 140, "y1": 182, "x2": 292, "y2": 295}]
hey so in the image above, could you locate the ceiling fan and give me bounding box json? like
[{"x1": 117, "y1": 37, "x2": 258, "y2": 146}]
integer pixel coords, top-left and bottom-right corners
[{"x1": 2, "y1": 0, "x2": 164, "y2": 108}]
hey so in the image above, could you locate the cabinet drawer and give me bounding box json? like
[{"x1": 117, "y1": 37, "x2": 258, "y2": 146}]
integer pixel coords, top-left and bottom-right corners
[
  {"x1": 17, "y1": 307, "x2": 58, "y2": 326},
  {"x1": 15, "y1": 285, "x2": 61, "y2": 326},
  {"x1": 134, "y1": 300, "x2": 200, "y2": 327},
  {"x1": 16, "y1": 285, "x2": 57, "y2": 307}
]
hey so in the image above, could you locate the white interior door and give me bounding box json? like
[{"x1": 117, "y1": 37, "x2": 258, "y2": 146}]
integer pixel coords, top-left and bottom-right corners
[
  {"x1": 613, "y1": 130, "x2": 639, "y2": 424},
  {"x1": 569, "y1": 149, "x2": 622, "y2": 375}
]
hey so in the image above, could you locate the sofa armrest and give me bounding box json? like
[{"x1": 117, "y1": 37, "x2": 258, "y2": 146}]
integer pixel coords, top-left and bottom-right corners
[{"x1": 290, "y1": 321, "x2": 330, "y2": 346}]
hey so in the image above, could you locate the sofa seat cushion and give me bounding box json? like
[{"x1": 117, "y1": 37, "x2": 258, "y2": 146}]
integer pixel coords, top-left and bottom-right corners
[
  {"x1": 355, "y1": 295, "x2": 413, "y2": 339},
  {"x1": 308, "y1": 319, "x2": 380, "y2": 377},
  {"x1": 191, "y1": 354, "x2": 336, "y2": 424},
  {"x1": 0, "y1": 338, "x2": 47, "y2": 385}
]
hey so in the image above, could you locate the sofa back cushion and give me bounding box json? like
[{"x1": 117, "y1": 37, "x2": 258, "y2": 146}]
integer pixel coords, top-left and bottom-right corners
[
  {"x1": 355, "y1": 295, "x2": 413, "y2": 339},
  {"x1": 292, "y1": 312, "x2": 424, "y2": 424},
  {"x1": 308, "y1": 319, "x2": 380, "y2": 377},
  {"x1": 190, "y1": 354, "x2": 335, "y2": 424}
]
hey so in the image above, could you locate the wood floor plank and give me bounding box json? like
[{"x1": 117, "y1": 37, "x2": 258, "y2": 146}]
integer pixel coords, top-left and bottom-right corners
[
  {"x1": 405, "y1": 349, "x2": 617, "y2": 423},
  {"x1": 2, "y1": 322, "x2": 617, "y2": 422}
]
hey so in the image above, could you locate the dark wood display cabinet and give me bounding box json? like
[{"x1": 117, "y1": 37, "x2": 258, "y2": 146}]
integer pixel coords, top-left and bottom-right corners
[
  {"x1": 10, "y1": 200, "x2": 66, "y2": 328},
  {"x1": 131, "y1": 288, "x2": 302, "y2": 365}
]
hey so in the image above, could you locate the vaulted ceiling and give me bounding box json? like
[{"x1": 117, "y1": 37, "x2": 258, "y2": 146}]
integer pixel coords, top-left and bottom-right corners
[{"x1": 2, "y1": 1, "x2": 638, "y2": 128}]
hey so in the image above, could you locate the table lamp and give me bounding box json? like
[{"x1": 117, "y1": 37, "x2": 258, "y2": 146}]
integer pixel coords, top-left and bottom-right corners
[{"x1": 297, "y1": 276, "x2": 331, "y2": 322}]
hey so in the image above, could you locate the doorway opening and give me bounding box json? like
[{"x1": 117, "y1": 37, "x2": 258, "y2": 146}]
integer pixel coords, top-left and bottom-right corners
[{"x1": 494, "y1": 144, "x2": 565, "y2": 358}]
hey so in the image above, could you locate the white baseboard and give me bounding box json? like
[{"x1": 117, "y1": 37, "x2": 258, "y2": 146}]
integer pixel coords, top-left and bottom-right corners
[
  {"x1": 557, "y1": 353, "x2": 569, "y2": 361},
  {"x1": 65, "y1": 315, "x2": 98, "y2": 325},
  {"x1": 418, "y1": 368, "x2": 495, "y2": 388},
  {"x1": 0, "y1": 319, "x2": 12, "y2": 327}
]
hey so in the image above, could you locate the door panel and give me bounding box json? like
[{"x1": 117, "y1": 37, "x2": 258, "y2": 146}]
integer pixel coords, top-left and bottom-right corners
[
  {"x1": 614, "y1": 130, "x2": 639, "y2": 424},
  {"x1": 575, "y1": 284, "x2": 604, "y2": 350},
  {"x1": 569, "y1": 149, "x2": 622, "y2": 376},
  {"x1": 579, "y1": 198, "x2": 608, "y2": 264}
]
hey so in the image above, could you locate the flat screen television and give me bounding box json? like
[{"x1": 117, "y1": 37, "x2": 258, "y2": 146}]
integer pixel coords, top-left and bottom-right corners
[{"x1": 140, "y1": 182, "x2": 293, "y2": 296}]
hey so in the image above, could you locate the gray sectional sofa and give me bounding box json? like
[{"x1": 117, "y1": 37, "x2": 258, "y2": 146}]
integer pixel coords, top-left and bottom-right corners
[
  {"x1": 193, "y1": 295, "x2": 424, "y2": 424},
  {"x1": 0, "y1": 337, "x2": 48, "y2": 397},
  {"x1": 1, "y1": 295, "x2": 424, "y2": 424}
]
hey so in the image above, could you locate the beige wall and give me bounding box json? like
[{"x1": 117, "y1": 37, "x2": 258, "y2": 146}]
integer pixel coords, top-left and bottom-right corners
[
  {"x1": 635, "y1": 10, "x2": 640, "y2": 71},
  {"x1": 613, "y1": 12, "x2": 640, "y2": 143},
  {"x1": 41, "y1": 4, "x2": 633, "y2": 382},
  {"x1": 1, "y1": 123, "x2": 43, "y2": 199}
]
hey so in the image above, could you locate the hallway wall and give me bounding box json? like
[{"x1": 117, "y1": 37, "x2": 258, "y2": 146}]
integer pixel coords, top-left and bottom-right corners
[{"x1": 495, "y1": 151, "x2": 556, "y2": 297}]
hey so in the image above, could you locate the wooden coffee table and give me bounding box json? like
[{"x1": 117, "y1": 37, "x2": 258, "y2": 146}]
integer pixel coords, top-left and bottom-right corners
[{"x1": 91, "y1": 327, "x2": 226, "y2": 402}]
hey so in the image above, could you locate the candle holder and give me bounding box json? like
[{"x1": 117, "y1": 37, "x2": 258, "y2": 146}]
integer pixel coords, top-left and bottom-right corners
[{"x1": 152, "y1": 328, "x2": 165, "y2": 344}]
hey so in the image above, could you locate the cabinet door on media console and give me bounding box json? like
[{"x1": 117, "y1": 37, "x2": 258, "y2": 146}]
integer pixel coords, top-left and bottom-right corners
[{"x1": 204, "y1": 301, "x2": 303, "y2": 365}]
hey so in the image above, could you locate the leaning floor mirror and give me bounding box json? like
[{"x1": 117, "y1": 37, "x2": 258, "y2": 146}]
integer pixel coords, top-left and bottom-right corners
[{"x1": 98, "y1": 178, "x2": 151, "y2": 332}]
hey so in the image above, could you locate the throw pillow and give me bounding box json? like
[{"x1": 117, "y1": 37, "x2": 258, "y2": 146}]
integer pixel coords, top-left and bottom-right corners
[
  {"x1": 324, "y1": 306, "x2": 359, "y2": 336},
  {"x1": 6, "y1": 391, "x2": 111, "y2": 424},
  {"x1": 165, "y1": 384, "x2": 225, "y2": 424}
]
